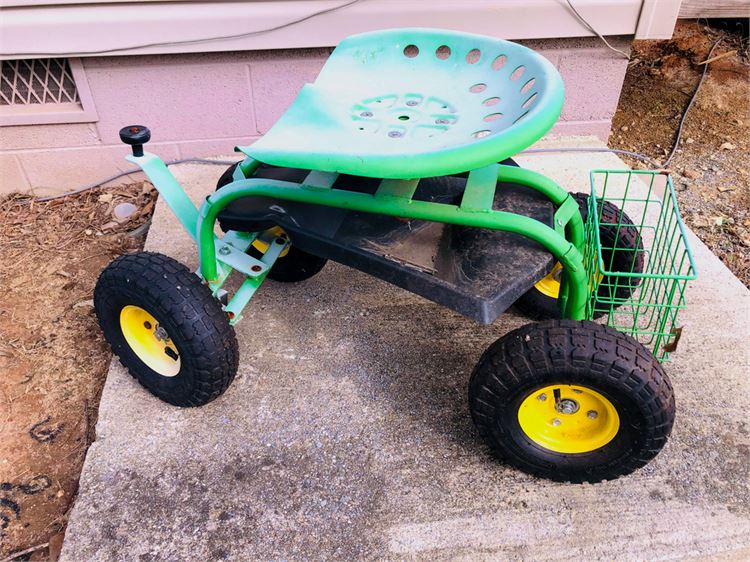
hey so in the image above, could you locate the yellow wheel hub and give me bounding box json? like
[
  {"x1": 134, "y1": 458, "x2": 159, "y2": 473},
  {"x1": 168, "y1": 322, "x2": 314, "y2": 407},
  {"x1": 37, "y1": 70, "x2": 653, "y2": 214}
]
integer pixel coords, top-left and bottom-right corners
[
  {"x1": 251, "y1": 226, "x2": 291, "y2": 258},
  {"x1": 534, "y1": 262, "x2": 603, "y2": 301},
  {"x1": 517, "y1": 384, "x2": 620, "y2": 454},
  {"x1": 119, "y1": 305, "x2": 181, "y2": 377},
  {"x1": 534, "y1": 262, "x2": 563, "y2": 298}
]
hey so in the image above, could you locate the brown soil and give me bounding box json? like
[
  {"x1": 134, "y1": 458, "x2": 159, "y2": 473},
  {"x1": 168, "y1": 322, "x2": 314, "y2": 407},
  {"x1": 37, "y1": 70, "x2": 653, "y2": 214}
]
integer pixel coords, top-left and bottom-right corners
[
  {"x1": 611, "y1": 21, "x2": 750, "y2": 286},
  {"x1": 0, "y1": 184, "x2": 155, "y2": 560}
]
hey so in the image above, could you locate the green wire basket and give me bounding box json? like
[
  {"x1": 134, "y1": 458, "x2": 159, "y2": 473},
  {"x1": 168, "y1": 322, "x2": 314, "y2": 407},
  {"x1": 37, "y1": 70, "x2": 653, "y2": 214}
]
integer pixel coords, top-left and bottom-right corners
[{"x1": 584, "y1": 169, "x2": 697, "y2": 361}]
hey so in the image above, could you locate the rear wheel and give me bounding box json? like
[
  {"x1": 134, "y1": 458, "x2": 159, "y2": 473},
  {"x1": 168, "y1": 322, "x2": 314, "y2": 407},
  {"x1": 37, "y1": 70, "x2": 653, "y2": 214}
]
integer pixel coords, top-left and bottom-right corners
[
  {"x1": 515, "y1": 192, "x2": 644, "y2": 320},
  {"x1": 469, "y1": 319, "x2": 674, "y2": 482},
  {"x1": 95, "y1": 252, "x2": 239, "y2": 407},
  {"x1": 216, "y1": 162, "x2": 327, "y2": 282}
]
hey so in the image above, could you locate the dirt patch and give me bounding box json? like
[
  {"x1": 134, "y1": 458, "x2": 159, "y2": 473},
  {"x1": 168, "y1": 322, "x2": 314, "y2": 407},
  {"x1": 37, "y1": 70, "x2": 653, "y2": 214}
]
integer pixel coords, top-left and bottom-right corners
[
  {"x1": 0, "y1": 184, "x2": 155, "y2": 559},
  {"x1": 610, "y1": 21, "x2": 750, "y2": 286}
]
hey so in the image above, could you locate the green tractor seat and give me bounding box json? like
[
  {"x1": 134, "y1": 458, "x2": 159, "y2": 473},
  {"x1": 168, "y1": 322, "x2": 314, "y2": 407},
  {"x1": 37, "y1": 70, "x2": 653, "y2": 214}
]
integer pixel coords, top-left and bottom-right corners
[{"x1": 239, "y1": 28, "x2": 564, "y2": 180}]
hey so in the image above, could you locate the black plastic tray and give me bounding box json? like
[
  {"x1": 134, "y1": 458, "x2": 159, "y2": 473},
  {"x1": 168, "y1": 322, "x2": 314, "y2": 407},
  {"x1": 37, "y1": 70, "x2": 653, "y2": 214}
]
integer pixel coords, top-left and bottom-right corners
[{"x1": 217, "y1": 164, "x2": 555, "y2": 324}]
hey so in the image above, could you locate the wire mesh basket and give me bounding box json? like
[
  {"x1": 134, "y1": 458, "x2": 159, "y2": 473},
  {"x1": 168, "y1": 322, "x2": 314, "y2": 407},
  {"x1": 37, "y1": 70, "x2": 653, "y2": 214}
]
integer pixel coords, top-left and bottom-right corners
[{"x1": 583, "y1": 169, "x2": 697, "y2": 361}]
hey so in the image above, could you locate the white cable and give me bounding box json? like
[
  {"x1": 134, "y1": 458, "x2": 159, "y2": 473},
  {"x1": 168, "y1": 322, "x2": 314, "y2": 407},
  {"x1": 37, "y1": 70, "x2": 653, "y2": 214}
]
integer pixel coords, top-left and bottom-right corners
[
  {"x1": 662, "y1": 36, "x2": 723, "y2": 168},
  {"x1": 3, "y1": 0, "x2": 364, "y2": 57},
  {"x1": 30, "y1": 146, "x2": 662, "y2": 204},
  {"x1": 521, "y1": 147, "x2": 660, "y2": 166},
  {"x1": 7, "y1": 0, "x2": 626, "y2": 59},
  {"x1": 33, "y1": 158, "x2": 236, "y2": 202},
  {"x1": 564, "y1": 0, "x2": 631, "y2": 59}
]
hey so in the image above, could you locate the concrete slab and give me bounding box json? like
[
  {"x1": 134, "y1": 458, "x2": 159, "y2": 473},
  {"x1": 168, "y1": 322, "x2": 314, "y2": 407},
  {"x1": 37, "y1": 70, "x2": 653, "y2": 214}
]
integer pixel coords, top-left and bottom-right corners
[{"x1": 61, "y1": 138, "x2": 750, "y2": 561}]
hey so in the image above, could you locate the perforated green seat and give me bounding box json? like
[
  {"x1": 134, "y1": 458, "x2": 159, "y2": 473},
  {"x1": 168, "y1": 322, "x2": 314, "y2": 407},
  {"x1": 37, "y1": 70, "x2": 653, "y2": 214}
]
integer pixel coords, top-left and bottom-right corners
[{"x1": 239, "y1": 28, "x2": 564, "y2": 179}]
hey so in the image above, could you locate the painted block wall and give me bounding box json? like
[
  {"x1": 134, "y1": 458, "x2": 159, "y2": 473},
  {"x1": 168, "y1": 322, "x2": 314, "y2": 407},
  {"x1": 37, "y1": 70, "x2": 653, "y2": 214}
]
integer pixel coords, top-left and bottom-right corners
[{"x1": 0, "y1": 37, "x2": 630, "y2": 196}]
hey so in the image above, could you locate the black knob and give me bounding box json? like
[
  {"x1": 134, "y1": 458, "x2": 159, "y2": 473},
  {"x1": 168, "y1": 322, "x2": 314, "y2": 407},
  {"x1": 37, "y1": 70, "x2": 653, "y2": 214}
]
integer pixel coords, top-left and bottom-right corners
[{"x1": 119, "y1": 125, "x2": 151, "y2": 157}]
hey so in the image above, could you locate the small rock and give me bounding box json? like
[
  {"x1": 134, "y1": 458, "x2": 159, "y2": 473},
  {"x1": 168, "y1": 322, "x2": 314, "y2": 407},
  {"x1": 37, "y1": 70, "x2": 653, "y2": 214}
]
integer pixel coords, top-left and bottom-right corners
[
  {"x1": 683, "y1": 169, "x2": 700, "y2": 179},
  {"x1": 720, "y1": 142, "x2": 736, "y2": 151},
  {"x1": 712, "y1": 216, "x2": 734, "y2": 227},
  {"x1": 101, "y1": 221, "x2": 119, "y2": 232},
  {"x1": 692, "y1": 216, "x2": 709, "y2": 228},
  {"x1": 620, "y1": 125, "x2": 629, "y2": 132},
  {"x1": 717, "y1": 185, "x2": 736, "y2": 193},
  {"x1": 686, "y1": 137, "x2": 694, "y2": 144},
  {"x1": 113, "y1": 201, "x2": 138, "y2": 222},
  {"x1": 47, "y1": 531, "x2": 66, "y2": 562},
  {"x1": 73, "y1": 299, "x2": 94, "y2": 309},
  {"x1": 98, "y1": 192, "x2": 113, "y2": 203},
  {"x1": 84, "y1": 229, "x2": 93, "y2": 236}
]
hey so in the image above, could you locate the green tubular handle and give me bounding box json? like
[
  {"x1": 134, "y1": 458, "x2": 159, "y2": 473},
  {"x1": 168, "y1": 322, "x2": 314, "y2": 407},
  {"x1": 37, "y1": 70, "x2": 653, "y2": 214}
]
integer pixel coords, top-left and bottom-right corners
[
  {"x1": 126, "y1": 152, "x2": 200, "y2": 240},
  {"x1": 497, "y1": 164, "x2": 587, "y2": 316},
  {"x1": 197, "y1": 164, "x2": 588, "y2": 320}
]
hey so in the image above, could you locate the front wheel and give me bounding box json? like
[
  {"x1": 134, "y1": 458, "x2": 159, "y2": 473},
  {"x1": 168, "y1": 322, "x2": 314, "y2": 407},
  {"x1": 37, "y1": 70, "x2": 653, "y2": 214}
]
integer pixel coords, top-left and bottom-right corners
[
  {"x1": 469, "y1": 320, "x2": 674, "y2": 482},
  {"x1": 94, "y1": 252, "x2": 239, "y2": 407}
]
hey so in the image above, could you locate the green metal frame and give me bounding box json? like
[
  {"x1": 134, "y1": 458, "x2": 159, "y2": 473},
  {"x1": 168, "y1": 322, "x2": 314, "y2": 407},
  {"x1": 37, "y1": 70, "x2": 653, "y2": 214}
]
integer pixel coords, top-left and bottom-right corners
[{"x1": 127, "y1": 151, "x2": 590, "y2": 324}]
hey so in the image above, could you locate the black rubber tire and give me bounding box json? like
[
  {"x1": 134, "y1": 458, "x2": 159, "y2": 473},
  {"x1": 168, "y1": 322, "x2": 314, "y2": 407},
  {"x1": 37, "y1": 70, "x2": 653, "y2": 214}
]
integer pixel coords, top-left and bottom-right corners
[
  {"x1": 216, "y1": 162, "x2": 328, "y2": 283},
  {"x1": 515, "y1": 192, "x2": 644, "y2": 320},
  {"x1": 469, "y1": 319, "x2": 674, "y2": 483},
  {"x1": 94, "y1": 252, "x2": 239, "y2": 407}
]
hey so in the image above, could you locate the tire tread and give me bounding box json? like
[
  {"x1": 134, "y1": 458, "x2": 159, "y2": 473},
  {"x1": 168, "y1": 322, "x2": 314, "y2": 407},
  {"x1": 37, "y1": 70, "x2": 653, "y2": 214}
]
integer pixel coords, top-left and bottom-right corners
[
  {"x1": 469, "y1": 319, "x2": 674, "y2": 482},
  {"x1": 94, "y1": 252, "x2": 239, "y2": 407}
]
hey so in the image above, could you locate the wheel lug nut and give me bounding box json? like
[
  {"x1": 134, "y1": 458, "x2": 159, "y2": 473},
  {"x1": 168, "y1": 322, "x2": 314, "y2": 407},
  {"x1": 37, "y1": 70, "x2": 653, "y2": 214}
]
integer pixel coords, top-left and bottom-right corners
[
  {"x1": 587, "y1": 410, "x2": 598, "y2": 419},
  {"x1": 537, "y1": 393, "x2": 547, "y2": 401},
  {"x1": 552, "y1": 418, "x2": 561, "y2": 426}
]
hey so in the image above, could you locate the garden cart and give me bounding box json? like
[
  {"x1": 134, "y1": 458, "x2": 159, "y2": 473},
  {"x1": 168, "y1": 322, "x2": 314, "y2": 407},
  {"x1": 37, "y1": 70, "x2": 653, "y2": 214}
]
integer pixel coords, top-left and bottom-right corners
[{"x1": 95, "y1": 29, "x2": 696, "y2": 483}]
